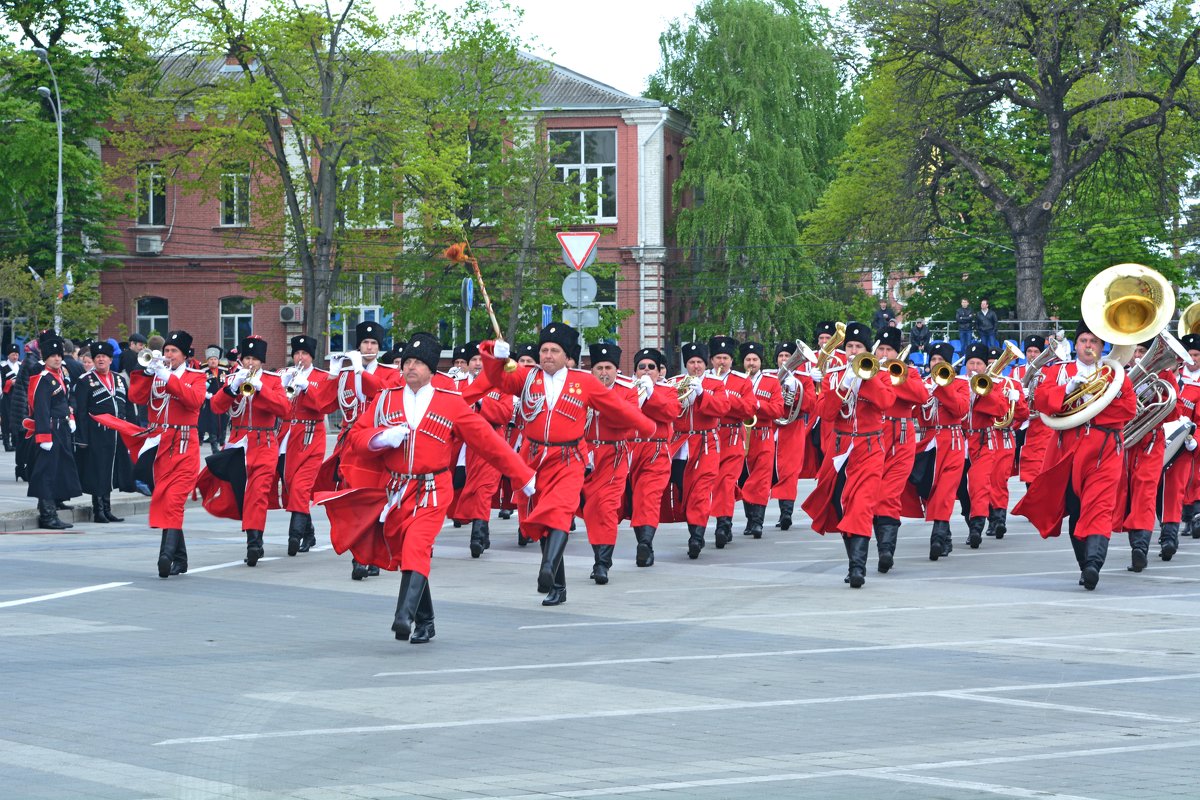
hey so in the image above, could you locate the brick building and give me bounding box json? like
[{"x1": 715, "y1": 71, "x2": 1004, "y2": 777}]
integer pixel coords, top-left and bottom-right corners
[{"x1": 98, "y1": 56, "x2": 687, "y2": 369}]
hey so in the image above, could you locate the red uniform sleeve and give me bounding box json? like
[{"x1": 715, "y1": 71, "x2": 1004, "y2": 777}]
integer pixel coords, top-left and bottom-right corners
[
  {"x1": 642, "y1": 382, "x2": 682, "y2": 423},
  {"x1": 477, "y1": 391, "x2": 512, "y2": 427},
  {"x1": 856, "y1": 372, "x2": 896, "y2": 410},
  {"x1": 934, "y1": 380, "x2": 969, "y2": 420},
  {"x1": 695, "y1": 379, "x2": 731, "y2": 417},
  {"x1": 481, "y1": 350, "x2": 531, "y2": 395},
  {"x1": 453, "y1": 401, "x2": 536, "y2": 488},
  {"x1": 166, "y1": 372, "x2": 205, "y2": 412},
  {"x1": 583, "y1": 373, "x2": 656, "y2": 438},
  {"x1": 128, "y1": 370, "x2": 150, "y2": 404},
  {"x1": 253, "y1": 375, "x2": 291, "y2": 418},
  {"x1": 894, "y1": 368, "x2": 930, "y2": 406}
]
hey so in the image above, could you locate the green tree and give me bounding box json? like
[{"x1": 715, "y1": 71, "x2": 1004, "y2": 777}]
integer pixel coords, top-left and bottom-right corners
[
  {"x1": 0, "y1": 0, "x2": 145, "y2": 333},
  {"x1": 120, "y1": 0, "x2": 437, "y2": 356},
  {"x1": 845, "y1": 0, "x2": 1200, "y2": 319},
  {"x1": 388, "y1": 2, "x2": 604, "y2": 342},
  {"x1": 647, "y1": 0, "x2": 856, "y2": 340}
]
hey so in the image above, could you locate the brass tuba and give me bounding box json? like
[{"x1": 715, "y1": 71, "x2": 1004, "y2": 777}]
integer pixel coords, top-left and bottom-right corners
[
  {"x1": 1122, "y1": 331, "x2": 1194, "y2": 447},
  {"x1": 1041, "y1": 263, "x2": 1175, "y2": 431},
  {"x1": 1178, "y1": 301, "x2": 1200, "y2": 338}
]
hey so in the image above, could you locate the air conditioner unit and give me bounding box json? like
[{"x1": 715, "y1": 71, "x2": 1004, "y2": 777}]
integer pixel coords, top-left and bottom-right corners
[
  {"x1": 135, "y1": 235, "x2": 163, "y2": 255},
  {"x1": 279, "y1": 304, "x2": 304, "y2": 324}
]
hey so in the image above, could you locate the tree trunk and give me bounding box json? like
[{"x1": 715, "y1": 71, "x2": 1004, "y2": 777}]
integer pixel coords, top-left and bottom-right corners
[
  {"x1": 507, "y1": 198, "x2": 538, "y2": 341},
  {"x1": 1012, "y1": 228, "x2": 1048, "y2": 321}
]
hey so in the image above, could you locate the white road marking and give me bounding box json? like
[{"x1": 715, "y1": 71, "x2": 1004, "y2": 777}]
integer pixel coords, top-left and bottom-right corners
[
  {"x1": 624, "y1": 582, "x2": 798, "y2": 594},
  {"x1": 521, "y1": 593, "x2": 1200, "y2": 630},
  {"x1": 156, "y1": 673, "x2": 1200, "y2": 745},
  {"x1": 185, "y1": 557, "x2": 281, "y2": 574},
  {"x1": 862, "y1": 772, "x2": 1100, "y2": 800},
  {"x1": 940, "y1": 691, "x2": 1190, "y2": 723},
  {"x1": 0, "y1": 582, "x2": 131, "y2": 609},
  {"x1": 377, "y1": 630, "x2": 1200, "y2": 677}
]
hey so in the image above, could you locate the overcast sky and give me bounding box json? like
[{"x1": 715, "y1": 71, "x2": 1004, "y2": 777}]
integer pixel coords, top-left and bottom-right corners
[{"x1": 381, "y1": 0, "x2": 845, "y2": 98}]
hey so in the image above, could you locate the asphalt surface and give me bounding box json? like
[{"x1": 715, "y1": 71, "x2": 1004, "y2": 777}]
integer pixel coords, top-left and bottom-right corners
[{"x1": 2, "y1": 445, "x2": 1199, "y2": 799}]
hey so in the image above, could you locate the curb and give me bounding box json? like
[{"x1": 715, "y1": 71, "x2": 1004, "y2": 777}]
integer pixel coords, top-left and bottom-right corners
[{"x1": 0, "y1": 497, "x2": 200, "y2": 533}]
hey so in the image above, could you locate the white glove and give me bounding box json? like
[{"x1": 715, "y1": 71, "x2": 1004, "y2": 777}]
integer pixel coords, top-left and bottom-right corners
[
  {"x1": 39, "y1": 441, "x2": 52, "y2": 451},
  {"x1": 280, "y1": 370, "x2": 295, "y2": 388},
  {"x1": 690, "y1": 380, "x2": 703, "y2": 400},
  {"x1": 153, "y1": 364, "x2": 171, "y2": 381},
  {"x1": 205, "y1": 392, "x2": 213, "y2": 400},
  {"x1": 1005, "y1": 388, "x2": 1021, "y2": 403},
  {"x1": 230, "y1": 369, "x2": 249, "y2": 390},
  {"x1": 783, "y1": 373, "x2": 799, "y2": 391},
  {"x1": 68, "y1": 418, "x2": 76, "y2": 433},
  {"x1": 840, "y1": 370, "x2": 860, "y2": 391},
  {"x1": 637, "y1": 374, "x2": 654, "y2": 401},
  {"x1": 249, "y1": 373, "x2": 263, "y2": 391},
  {"x1": 494, "y1": 339, "x2": 511, "y2": 359},
  {"x1": 1065, "y1": 376, "x2": 1085, "y2": 394},
  {"x1": 522, "y1": 475, "x2": 536, "y2": 496},
  {"x1": 292, "y1": 376, "x2": 309, "y2": 392},
  {"x1": 347, "y1": 351, "x2": 363, "y2": 373},
  {"x1": 374, "y1": 425, "x2": 409, "y2": 449},
  {"x1": 1187, "y1": 437, "x2": 1198, "y2": 452}
]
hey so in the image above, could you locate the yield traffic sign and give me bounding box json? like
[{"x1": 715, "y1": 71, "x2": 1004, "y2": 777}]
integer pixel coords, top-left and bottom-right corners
[{"x1": 556, "y1": 231, "x2": 600, "y2": 271}]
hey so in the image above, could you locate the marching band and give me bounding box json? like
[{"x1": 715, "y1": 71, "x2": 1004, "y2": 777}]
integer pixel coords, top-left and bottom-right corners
[{"x1": 14, "y1": 261, "x2": 1200, "y2": 645}]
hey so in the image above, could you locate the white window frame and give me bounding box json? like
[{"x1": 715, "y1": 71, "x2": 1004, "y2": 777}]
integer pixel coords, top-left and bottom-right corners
[
  {"x1": 219, "y1": 297, "x2": 253, "y2": 353},
  {"x1": 549, "y1": 128, "x2": 618, "y2": 222},
  {"x1": 328, "y1": 273, "x2": 393, "y2": 351},
  {"x1": 220, "y1": 168, "x2": 251, "y2": 227},
  {"x1": 136, "y1": 162, "x2": 167, "y2": 227},
  {"x1": 136, "y1": 296, "x2": 168, "y2": 337},
  {"x1": 345, "y1": 165, "x2": 393, "y2": 229}
]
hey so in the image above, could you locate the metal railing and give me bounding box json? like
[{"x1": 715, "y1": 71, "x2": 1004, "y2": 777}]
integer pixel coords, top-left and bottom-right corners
[{"x1": 922, "y1": 318, "x2": 1075, "y2": 347}]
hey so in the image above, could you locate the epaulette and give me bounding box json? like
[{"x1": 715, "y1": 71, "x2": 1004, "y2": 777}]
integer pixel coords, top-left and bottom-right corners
[
  {"x1": 434, "y1": 386, "x2": 464, "y2": 396},
  {"x1": 756, "y1": 371, "x2": 779, "y2": 383},
  {"x1": 730, "y1": 369, "x2": 747, "y2": 379},
  {"x1": 184, "y1": 366, "x2": 207, "y2": 374},
  {"x1": 613, "y1": 374, "x2": 636, "y2": 390}
]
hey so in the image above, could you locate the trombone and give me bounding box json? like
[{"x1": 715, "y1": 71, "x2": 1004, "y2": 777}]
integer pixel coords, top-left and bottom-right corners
[{"x1": 969, "y1": 341, "x2": 1022, "y2": 396}]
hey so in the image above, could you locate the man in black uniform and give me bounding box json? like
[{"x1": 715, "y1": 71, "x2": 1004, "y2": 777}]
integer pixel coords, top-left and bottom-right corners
[
  {"x1": 198, "y1": 345, "x2": 228, "y2": 455},
  {"x1": 73, "y1": 341, "x2": 136, "y2": 523},
  {"x1": 28, "y1": 336, "x2": 82, "y2": 529},
  {"x1": 1, "y1": 343, "x2": 20, "y2": 451}
]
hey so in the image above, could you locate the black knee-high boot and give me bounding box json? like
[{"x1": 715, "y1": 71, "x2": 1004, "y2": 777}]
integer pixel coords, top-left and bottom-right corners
[
  {"x1": 1081, "y1": 535, "x2": 1109, "y2": 590},
  {"x1": 101, "y1": 495, "x2": 123, "y2": 522},
  {"x1": 1160, "y1": 522, "x2": 1180, "y2": 561},
  {"x1": 1127, "y1": 529, "x2": 1151, "y2": 572},
  {"x1": 542, "y1": 557, "x2": 567, "y2": 606},
  {"x1": 392, "y1": 571, "x2": 427, "y2": 640},
  {"x1": 775, "y1": 499, "x2": 794, "y2": 530},
  {"x1": 538, "y1": 529, "x2": 569, "y2": 593},
  {"x1": 844, "y1": 534, "x2": 869, "y2": 588},
  {"x1": 92, "y1": 496, "x2": 108, "y2": 523},
  {"x1": 287, "y1": 512, "x2": 304, "y2": 556},
  {"x1": 410, "y1": 581, "x2": 436, "y2": 644},
  {"x1": 635, "y1": 526, "x2": 656, "y2": 567},
  {"x1": 245, "y1": 530, "x2": 264, "y2": 567}
]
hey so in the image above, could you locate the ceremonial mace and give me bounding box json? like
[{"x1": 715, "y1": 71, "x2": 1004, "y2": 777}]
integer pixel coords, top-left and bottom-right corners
[{"x1": 444, "y1": 242, "x2": 517, "y2": 371}]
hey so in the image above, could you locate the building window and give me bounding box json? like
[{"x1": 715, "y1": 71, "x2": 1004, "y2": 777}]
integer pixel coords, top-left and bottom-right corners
[
  {"x1": 136, "y1": 297, "x2": 168, "y2": 338},
  {"x1": 329, "y1": 273, "x2": 392, "y2": 351},
  {"x1": 136, "y1": 162, "x2": 167, "y2": 226},
  {"x1": 344, "y1": 165, "x2": 392, "y2": 229},
  {"x1": 220, "y1": 297, "x2": 253, "y2": 353},
  {"x1": 220, "y1": 167, "x2": 251, "y2": 226},
  {"x1": 550, "y1": 129, "x2": 617, "y2": 221}
]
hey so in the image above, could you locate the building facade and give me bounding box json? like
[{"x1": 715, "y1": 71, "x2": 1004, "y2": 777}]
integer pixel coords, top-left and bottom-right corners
[{"x1": 98, "y1": 57, "x2": 687, "y2": 370}]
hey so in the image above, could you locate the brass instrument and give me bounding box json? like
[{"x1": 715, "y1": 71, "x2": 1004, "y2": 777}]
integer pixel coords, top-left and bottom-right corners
[
  {"x1": 931, "y1": 360, "x2": 958, "y2": 387},
  {"x1": 970, "y1": 340, "x2": 1022, "y2": 397},
  {"x1": 1043, "y1": 263, "x2": 1174, "y2": 431},
  {"x1": 816, "y1": 322, "x2": 846, "y2": 376},
  {"x1": 881, "y1": 345, "x2": 911, "y2": 386},
  {"x1": 1123, "y1": 331, "x2": 1194, "y2": 447},
  {"x1": 240, "y1": 369, "x2": 261, "y2": 396},
  {"x1": 1178, "y1": 300, "x2": 1200, "y2": 338},
  {"x1": 137, "y1": 349, "x2": 164, "y2": 369},
  {"x1": 850, "y1": 352, "x2": 879, "y2": 381},
  {"x1": 672, "y1": 374, "x2": 699, "y2": 412},
  {"x1": 1021, "y1": 338, "x2": 1071, "y2": 388}
]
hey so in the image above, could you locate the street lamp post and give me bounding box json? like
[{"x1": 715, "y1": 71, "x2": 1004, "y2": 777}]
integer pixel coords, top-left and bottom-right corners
[{"x1": 33, "y1": 47, "x2": 64, "y2": 332}]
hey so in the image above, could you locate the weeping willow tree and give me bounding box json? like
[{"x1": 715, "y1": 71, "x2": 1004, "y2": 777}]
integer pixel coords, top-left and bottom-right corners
[{"x1": 647, "y1": 0, "x2": 857, "y2": 339}]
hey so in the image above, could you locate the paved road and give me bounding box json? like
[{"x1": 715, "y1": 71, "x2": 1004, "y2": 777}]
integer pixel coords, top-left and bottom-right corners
[{"x1": 2, "y1": 468, "x2": 1199, "y2": 799}]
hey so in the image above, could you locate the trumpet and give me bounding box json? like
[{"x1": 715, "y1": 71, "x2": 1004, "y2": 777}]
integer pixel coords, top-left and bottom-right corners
[
  {"x1": 931, "y1": 360, "x2": 958, "y2": 387},
  {"x1": 240, "y1": 368, "x2": 261, "y2": 396},
  {"x1": 881, "y1": 345, "x2": 911, "y2": 385},
  {"x1": 137, "y1": 349, "x2": 164, "y2": 369},
  {"x1": 970, "y1": 341, "x2": 1022, "y2": 396},
  {"x1": 850, "y1": 352, "x2": 879, "y2": 381}
]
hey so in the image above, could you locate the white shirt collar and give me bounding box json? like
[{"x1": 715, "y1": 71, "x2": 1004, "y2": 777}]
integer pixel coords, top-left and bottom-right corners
[
  {"x1": 1075, "y1": 359, "x2": 1097, "y2": 377},
  {"x1": 402, "y1": 382, "x2": 435, "y2": 430},
  {"x1": 543, "y1": 366, "x2": 569, "y2": 409}
]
